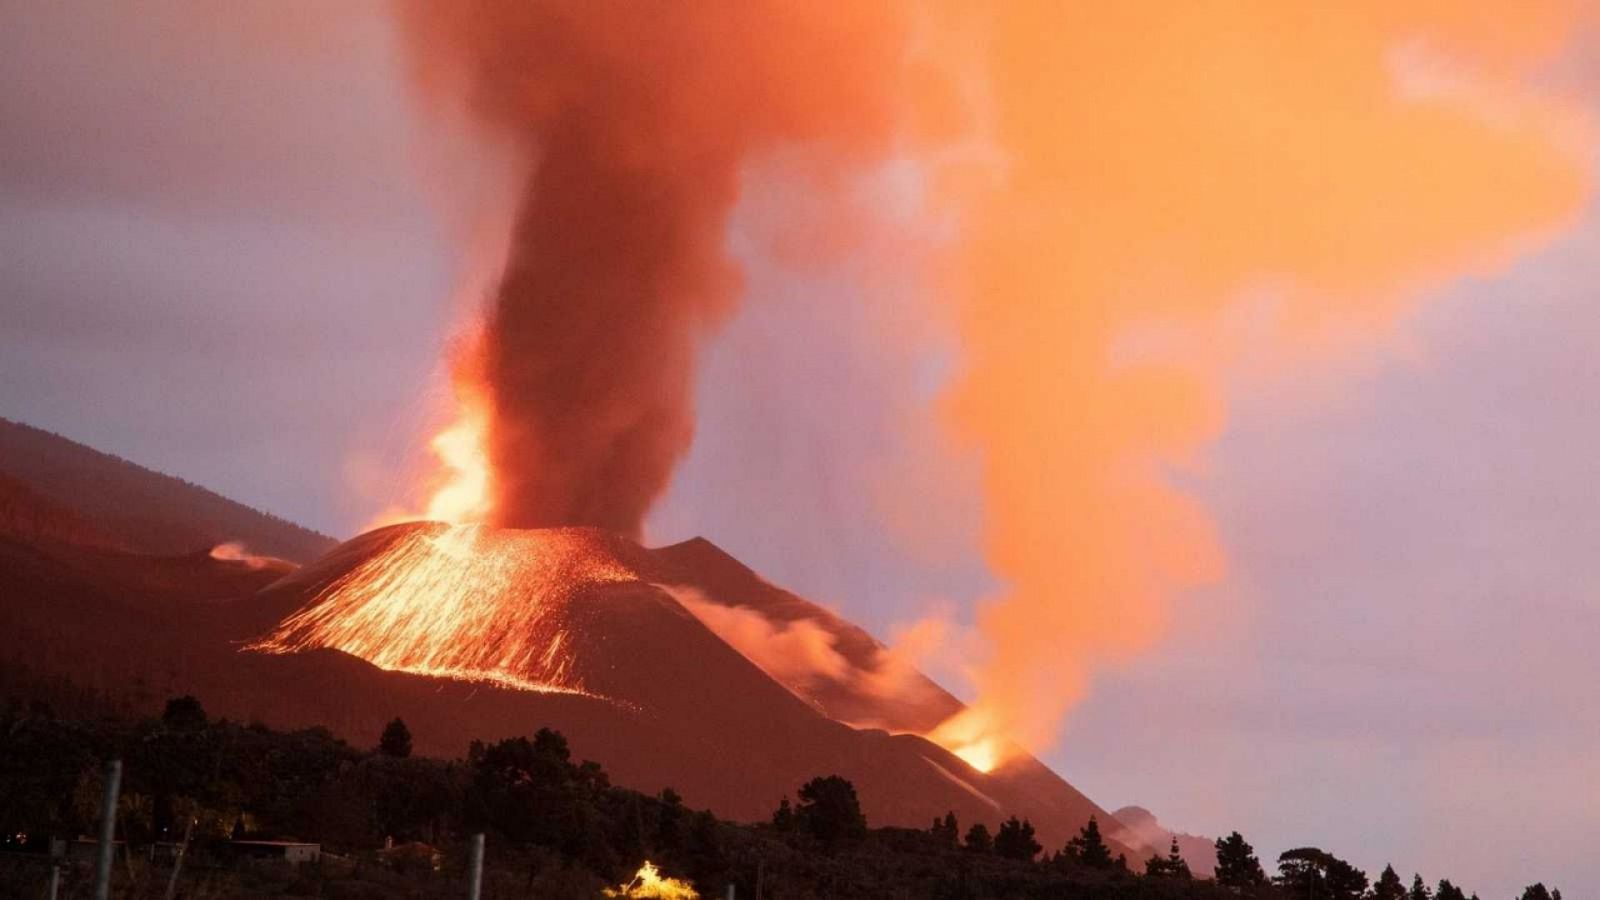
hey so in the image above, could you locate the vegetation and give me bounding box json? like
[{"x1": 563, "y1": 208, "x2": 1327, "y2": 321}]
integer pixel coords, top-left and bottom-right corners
[{"x1": 0, "y1": 694, "x2": 1564, "y2": 899}]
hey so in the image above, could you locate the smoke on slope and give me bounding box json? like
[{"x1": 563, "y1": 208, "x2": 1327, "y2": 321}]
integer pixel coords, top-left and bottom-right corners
[{"x1": 392, "y1": 1, "x2": 930, "y2": 537}]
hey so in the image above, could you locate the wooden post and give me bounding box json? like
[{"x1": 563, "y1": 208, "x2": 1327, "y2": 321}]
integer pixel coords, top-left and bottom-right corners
[
  {"x1": 46, "y1": 862, "x2": 60, "y2": 900},
  {"x1": 92, "y1": 759, "x2": 122, "y2": 900},
  {"x1": 466, "y1": 833, "x2": 484, "y2": 900}
]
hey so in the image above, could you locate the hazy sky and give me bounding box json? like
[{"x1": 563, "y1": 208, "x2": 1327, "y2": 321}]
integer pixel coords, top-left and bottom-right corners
[{"x1": 3, "y1": 4, "x2": 1596, "y2": 896}]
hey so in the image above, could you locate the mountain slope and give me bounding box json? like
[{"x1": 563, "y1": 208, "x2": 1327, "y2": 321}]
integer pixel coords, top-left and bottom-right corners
[
  {"x1": 0, "y1": 422, "x2": 1151, "y2": 859},
  {"x1": 0, "y1": 417, "x2": 335, "y2": 561}
]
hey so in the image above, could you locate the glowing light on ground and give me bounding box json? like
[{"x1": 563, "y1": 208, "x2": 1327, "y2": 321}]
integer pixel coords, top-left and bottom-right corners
[
  {"x1": 249, "y1": 524, "x2": 637, "y2": 695},
  {"x1": 603, "y1": 861, "x2": 699, "y2": 899}
]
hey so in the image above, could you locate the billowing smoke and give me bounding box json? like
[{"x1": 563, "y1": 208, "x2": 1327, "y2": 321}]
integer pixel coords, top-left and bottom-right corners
[
  {"x1": 391, "y1": 2, "x2": 1592, "y2": 763},
  {"x1": 925, "y1": 2, "x2": 1592, "y2": 759},
  {"x1": 393, "y1": 1, "x2": 920, "y2": 536}
]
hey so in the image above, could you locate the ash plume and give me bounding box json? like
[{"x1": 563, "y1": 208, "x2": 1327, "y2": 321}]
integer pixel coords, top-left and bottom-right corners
[
  {"x1": 393, "y1": 2, "x2": 918, "y2": 536},
  {"x1": 923, "y1": 1, "x2": 1592, "y2": 760}
]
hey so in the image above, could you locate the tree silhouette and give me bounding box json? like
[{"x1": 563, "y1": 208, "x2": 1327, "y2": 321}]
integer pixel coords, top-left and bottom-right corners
[
  {"x1": 161, "y1": 695, "x2": 207, "y2": 732},
  {"x1": 378, "y1": 717, "x2": 413, "y2": 758},
  {"x1": 1061, "y1": 815, "x2": 1115, "y2": 870},
  {"x1": 1373, "y1": 865, "x2": 1406, "y2": 900},
  {"x1": 1214, "y1": 831, "x2": 1267, "y2": 889},
  {"x1": 1276, "y1": 847, "x2": 1368, "y2": 900},
  {"x1": 1519, "y1": 885, "x2": 1557, "y2": 900},
  {"x1": 929, "y1": 811, "x2": 959, "y2": 848},
  {"x1": 772, "y1": 795, "x2": 795, "y2": 831},
  {"x1": 964, "y1": 821, "x2": 993, "y2": 853},
  {"x1": 994, "y1": 816, "x2": 1042, "y2": 861},
  {"x1": 1409, "y1": 873, "x2": 1433, "y2": 900},
  {"x1": 1435, "y1": 879, "x2": 1467, "y2": 900},
  {"x1": 1147, "y1": 836, "x2": 1191, "y2": 879},
  {"x1": 795, "y1": 775, "x2": 866, "y2": 847}
]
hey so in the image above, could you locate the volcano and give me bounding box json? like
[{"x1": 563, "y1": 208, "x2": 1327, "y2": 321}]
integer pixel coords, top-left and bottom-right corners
[{"x1": 0, "y1": 421, "x2": 1151, "y2": 857}]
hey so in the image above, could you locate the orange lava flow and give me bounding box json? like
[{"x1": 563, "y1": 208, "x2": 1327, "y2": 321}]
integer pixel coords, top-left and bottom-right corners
[{"x1": 249, "y1": 525, "x2": 636, "y2": 695}]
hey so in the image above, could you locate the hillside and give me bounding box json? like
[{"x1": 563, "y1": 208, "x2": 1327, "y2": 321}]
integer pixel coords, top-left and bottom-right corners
[
  {"x1": 0, "y1": 420, "x2": 1155, "y2": 861},
  {"x1": 0, "y1": 417, "x2": 335, "y2": 561}
]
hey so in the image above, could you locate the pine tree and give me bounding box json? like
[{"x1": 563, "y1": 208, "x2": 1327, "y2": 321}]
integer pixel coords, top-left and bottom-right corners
[
  {"x1": 772, "y1": 796, "x2": 795, "y2": 831},
  {"x1": 1519, "y1": 885, "x2": 1553, "y2": 900},
  {"x1": 1144, "y1": 849, "x2": 1168, "y2": 877},
  {"x1": 1409, "y1": 873, "x2": 1432, "y2": 900},
  {"x1": 1435, "y1": 879, "x2": 1467, "y2": 900},
  {"x1": 994, "y1": 816, "x2": 1041, "y2": 861},
  {"x1": 964, "y1": 822, "x2": 993, "y2": 854},
  {"x1": 1164, "y1": 837, "x2": 1191, "y2": 879},
  {"x1": 1214, "y1": 831, "x2": 1267, "y2": 889},
  {"x1": 1373, "y1": 865, "x2": 1407, "y2": 900},
  {"x1": 795, "y1": 775, "x2": 866, "y2": 847},
  {"x1": 378, "y1": 717, "x2": 412, "y2": 758},
  {"x1": 1062, "y1": 815, "x2": 1114, "y2": 870}
]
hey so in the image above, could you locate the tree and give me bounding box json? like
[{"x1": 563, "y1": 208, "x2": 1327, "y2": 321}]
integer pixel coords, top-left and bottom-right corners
[
  {"x1": 964, "y1": 822, "x2": 992, "y2": 854},
  {"x1": 795, "y1": 775, "x2": 866, "y2": 847},
  {"x1": 994, "y1": 816, "x2": 1041, "y2": 861},
  {"x1": 1519, "y1": 885, "x2": 1555, "y2": 900},
  {"x1": 1061, "y1": 815, "x2": 1115, "y2": 870},
  {"x1": 379, "y1": 717, "x2": 413, "y2": 758},
  {"x1": 1146, "y1": 836, "x2": 1191, "y2": 879},
  {"x1": 1409, "y1": 873, "x2": 1433, "y2": 900},
  {"x1": 1214, "y1": 831, "x2": 1267, "y2": 889},
  {"x1": 930, "y1": 811, "x2": 959, "y2": 848},
  {"x1": 1373, "y1": 865, "x2": 1407, "y2": 900},
  {"x1": 1435, "y1": 879, "x2": 1467, "y2": 900},
  {"x1": 772, "y1": 796, "x2": 795, "y2": 831},
  {"x1": 162, "y1": 695, "x2": 207, "y2": 731},
  {"x1": 1276, "y1": 847, "x2": 1368, "y2": 900}
]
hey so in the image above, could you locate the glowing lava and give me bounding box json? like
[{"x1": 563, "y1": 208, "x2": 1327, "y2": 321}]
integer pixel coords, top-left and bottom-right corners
[
  {"x1": 928, "y1": 708, "x2": 1012, "y2": 774},
  {"x1": 421, "y1": 378, "x2": 494, "y2": 524},
  {"x1": 249, "y1": 524, "x2": 636, "y2": 695},
  {"x1": 603, "y1": 861, "x2": 699, "y2": 900}
]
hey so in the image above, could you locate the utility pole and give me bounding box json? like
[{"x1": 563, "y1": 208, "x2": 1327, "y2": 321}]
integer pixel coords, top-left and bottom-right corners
[
  {"x1": 466, "y1": 833, "x2": 484, "y2": 900},
  {"x1": 92, "y1": 759, "x2": 122, "y2": 900}
]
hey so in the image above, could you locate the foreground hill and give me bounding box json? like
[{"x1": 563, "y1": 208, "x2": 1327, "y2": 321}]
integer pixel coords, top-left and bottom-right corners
[{"x1": 0, "y1": 417, "x2": 335, "y2": 561}]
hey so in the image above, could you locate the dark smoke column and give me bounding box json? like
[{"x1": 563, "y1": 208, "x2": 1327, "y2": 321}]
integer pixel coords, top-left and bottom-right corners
[{"x1": 397, "y1": 2, "x2": 918, "y2": 537}]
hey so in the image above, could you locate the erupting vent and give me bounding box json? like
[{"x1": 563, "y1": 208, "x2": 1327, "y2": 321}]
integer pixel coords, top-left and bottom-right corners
[{"x1": 249, "y1": 524, "x2": 637, "y2": 695}]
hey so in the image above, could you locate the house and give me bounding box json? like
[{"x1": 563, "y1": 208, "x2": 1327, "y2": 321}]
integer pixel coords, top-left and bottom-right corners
[{"x1": 228, "y1": 840, "x2": 321, "y2": 864}]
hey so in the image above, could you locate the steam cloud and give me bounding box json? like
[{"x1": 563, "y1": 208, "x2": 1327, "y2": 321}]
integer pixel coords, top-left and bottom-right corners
[{"x1": 394, "y1": 1, "x2": 920, "y2": 536}]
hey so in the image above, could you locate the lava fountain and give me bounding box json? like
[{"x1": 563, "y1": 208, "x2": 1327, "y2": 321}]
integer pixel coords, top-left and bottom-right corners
[{"x1": 249, "y1": 524, "x2": 637, "y2": 695}]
